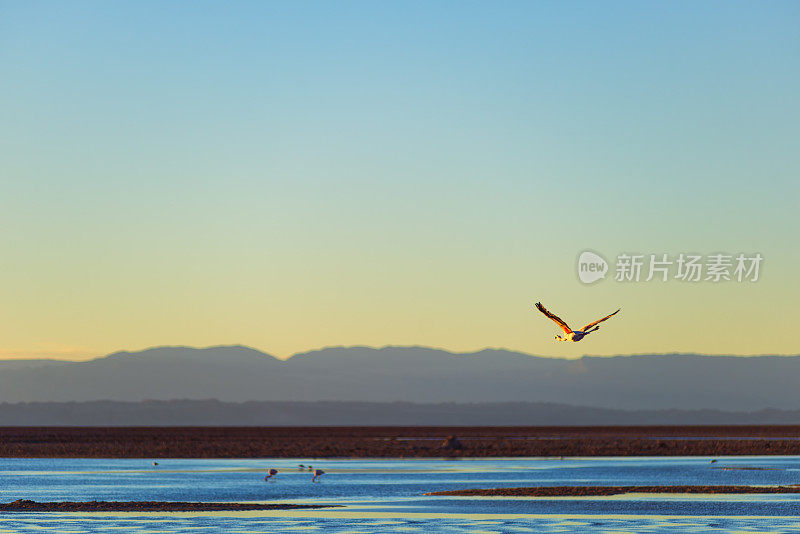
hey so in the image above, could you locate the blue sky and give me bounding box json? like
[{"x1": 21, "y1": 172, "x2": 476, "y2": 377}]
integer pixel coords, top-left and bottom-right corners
[{"x1": 1, "y1": 1, "x2": 798, "y2": 359}]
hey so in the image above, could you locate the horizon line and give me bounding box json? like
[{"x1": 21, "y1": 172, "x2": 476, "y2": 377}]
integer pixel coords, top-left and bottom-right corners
[{"x1": 2, "y1": 343, "x2": 799, "y2": 363}]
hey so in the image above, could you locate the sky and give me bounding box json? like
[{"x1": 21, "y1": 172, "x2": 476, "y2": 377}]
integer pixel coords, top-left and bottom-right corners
[{"x1": 1, "y1": 1, "x2": 798, "y2": 360}]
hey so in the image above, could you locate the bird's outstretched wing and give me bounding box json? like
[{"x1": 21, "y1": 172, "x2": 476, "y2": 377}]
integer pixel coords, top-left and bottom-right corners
[
  {"x1": 535, "y1": 302, "x2": 572, "y2": 333},
  {"x1": 582, "y1": 308, "x2": 621, "y2": 331}
]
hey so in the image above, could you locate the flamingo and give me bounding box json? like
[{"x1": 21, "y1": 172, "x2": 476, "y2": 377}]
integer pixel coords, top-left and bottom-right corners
[
  {"x1": 264, "y1": 468, "x2": 279, "y2": 482},
  {"x1": 535, "y1": 302, "x2": 620, "y2": 342},
  {"x1": 312, "y1": 469, "x2": 325, "y2": 482}
]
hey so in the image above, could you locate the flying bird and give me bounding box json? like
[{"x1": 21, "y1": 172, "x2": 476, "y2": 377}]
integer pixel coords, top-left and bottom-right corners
[
  {"x1": 534, "y1": 302, "x2": 620, "y2": 342},
  {"x1": 265, "y1": 468, "x2": 279, "y2": 482},
  {"x1": 312, "y1": 469, "x2": 325, "y2": 482}
]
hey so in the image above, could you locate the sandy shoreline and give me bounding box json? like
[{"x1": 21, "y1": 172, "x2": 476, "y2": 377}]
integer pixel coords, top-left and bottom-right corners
[
  {"x1": 3, "y1": 426, "x2": 800, "y2": 458},
  {"x1": 0, "y1": 500, "x2": 338, "y2": 512},
  {"x1": 426, "y1": 485, "x2": 800, "y2": 497}
]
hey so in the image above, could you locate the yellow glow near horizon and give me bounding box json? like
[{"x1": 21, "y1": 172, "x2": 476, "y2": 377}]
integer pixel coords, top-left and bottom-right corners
[{"x1": 1, "y1": 2, "x2": 797, "y2": 361}]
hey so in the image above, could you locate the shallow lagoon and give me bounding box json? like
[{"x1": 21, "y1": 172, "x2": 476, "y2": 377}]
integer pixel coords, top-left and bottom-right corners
[{"x1": 2, "y1": 457, "x2": 800, "y2": 533}]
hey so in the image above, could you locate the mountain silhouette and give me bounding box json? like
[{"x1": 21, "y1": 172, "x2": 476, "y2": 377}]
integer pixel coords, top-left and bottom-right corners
[
  {"x1": 0, "y1": 345, "x2": 798, "y2": 410},
  {"x1": 3, "y1": 400, "x2": 800, "y2": 426}
]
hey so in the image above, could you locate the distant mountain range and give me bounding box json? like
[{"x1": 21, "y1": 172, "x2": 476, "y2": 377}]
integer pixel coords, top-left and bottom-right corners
[
  {"x1": 3, "y1": 399, "x2": 800, "y2": 426},
  {"x1": 1, "y1": 345, "x2": 799, "y2": 411}
]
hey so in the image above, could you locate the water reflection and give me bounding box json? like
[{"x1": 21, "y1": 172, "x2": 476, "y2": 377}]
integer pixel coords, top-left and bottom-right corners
[{"x1": 2, "y1": 457, "x2": 800, "y2": 533}]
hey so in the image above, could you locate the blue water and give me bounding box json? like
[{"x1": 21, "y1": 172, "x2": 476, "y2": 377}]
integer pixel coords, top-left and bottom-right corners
[{"x1": 2, "y1": 456, "x2": 800, "y2": 532}]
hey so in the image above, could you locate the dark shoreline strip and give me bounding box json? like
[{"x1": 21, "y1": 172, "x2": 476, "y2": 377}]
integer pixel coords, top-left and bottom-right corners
[
  {"x1": 4, "y1": 426, "x2": 800, "y2": 458},
  {"x1": 425, "y1": 485, "x2": 800, "y2": 497},
  {"x1": 0, "y1": 500, "x2": 340, "y2": 512}
]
